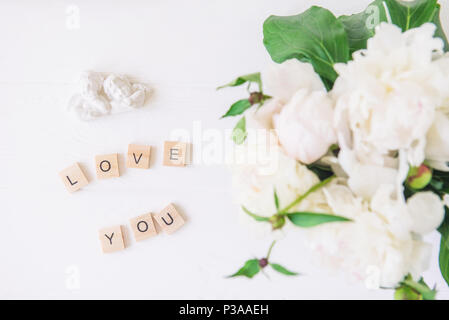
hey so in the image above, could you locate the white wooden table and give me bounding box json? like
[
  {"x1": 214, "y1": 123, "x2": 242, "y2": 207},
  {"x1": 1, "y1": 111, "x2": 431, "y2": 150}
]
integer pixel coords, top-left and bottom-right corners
[{"x1": 1, "y1": 0, "x2": 448, "y2": 299}]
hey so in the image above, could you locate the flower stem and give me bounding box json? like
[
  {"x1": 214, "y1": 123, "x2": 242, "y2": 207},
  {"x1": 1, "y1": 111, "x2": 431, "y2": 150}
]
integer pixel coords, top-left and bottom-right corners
[
  {"x1": 279, "y1": 176, "x2": 335, "y2": 214},
  {"x1": 266, "y1": 240, "x2": 276, "y2": 261}
]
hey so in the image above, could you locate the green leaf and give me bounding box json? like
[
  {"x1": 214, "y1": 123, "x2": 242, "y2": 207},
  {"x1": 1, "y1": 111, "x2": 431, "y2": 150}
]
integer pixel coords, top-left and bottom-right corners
[
  {"x1": 287, "y1": 212, "x2": 351, "y2": 228},
  {"x1": 232, "y1": 117, "x2": 247, "y2": 145},
  {"x1": 263, "y1": 6, "x2": 349, "y2": 86},
  {"x1": 242, "y1": 206, "x2": 270, "y2": 222},
  {"x1": 217, "y1": 72, "x2": 262, "y2": 90},
  {"x1": 438, "y1": 207, "x2": 449, "y2": 287},
  {"x1": 306, "y1": 163, "x2": 334, "y2": 181},
  {"x1": 386, "y1": 0, "x2": 437, "y2": 31},
  {"x1": 273, "y1": 189, "x2": 280, "y2": 211},
  {"x1": 338, "y1": 0, "x2": 448, "y2": 54},
  {"x1": 270, "y1": 263, "x2": 299, "y2": 276},
  {"x1": 396, "y1": 274, "x2": 437, "y2": 300},
  {"x1": 433, "y1": 4, "x2": 449, "y2": 51},
  {"x1": 280, "y1": 176, "x2": 335, "y2": 213},
  {"x1": 338, "y1": 0, "x2": 388, "y2": 54},
  {"x1": 221, "y1": 99, "x2": 251, "y2": 118},
  {"x1": 228, "y1": 259, "x2": 260, "y2": 278}
]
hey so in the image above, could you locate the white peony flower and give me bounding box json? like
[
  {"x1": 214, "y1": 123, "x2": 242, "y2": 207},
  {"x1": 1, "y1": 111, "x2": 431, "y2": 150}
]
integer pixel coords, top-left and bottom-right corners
[
  {"x1": 245, "y1": 98, "x2": 284, "y2": 131},
  {"x1": 425, "y1": 54, "x2": 449, "y2": 171},
  {"x1": 425, "y1": 111, "x2": 449, "y2": 171},
  {"x1": 230, "y1": 129, "x2": 323, "y2": 236},
  {"x1": 262, "y1": 58, "x2": 325, "y2": 104},
  {"x1": 304, "y1": 182, "x2": 434, "y2": 287},
  {"x1": 407, "y1": 192, "x2": 444, "y2": 235},
  {"x1": 333, "y1": 23, "x2": 443, "y2": 168},
  {"x1": 231, "y1": 131, "x2": 320, "y2": 216},
  {"x1": 246, "y1": 59, "x2": 326, "y2": 131},
  {"x1": 274, "y1": 89, "x2": 337, "y2": 164}
]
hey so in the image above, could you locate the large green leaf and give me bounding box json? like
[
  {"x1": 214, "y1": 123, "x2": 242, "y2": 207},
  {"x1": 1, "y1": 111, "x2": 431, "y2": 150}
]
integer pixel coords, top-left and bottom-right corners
[
  {"x1": 387, "y1": 0, "x2": 437, "y2": 31},
  {"x1": 287, "y1": 212, "x2": 351, "y2": 228},
  {"x1": 338, "y1": 0, "x2": 388, "y2": 54},
  {"x1": 339, "y1": 0, "x2": 448, "y2": 54},
  {"x1": 438, "y1": 207, "x2": 449, "y2": 286},
  {"x1": 263, "y1": 6, "x2": 349, "y2": 86},
  {"x1": 433, "y1": 4, "x2": 449, "y2": 51}
]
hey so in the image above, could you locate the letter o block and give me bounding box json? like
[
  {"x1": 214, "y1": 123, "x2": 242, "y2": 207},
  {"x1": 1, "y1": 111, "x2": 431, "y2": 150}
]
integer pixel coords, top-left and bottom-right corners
[
  {"x1": 95, "y1": 154, "x2": 120, "y2": 179},
  {"x1": 129, "y1": 213, "x2": 157, "y2": 242}
]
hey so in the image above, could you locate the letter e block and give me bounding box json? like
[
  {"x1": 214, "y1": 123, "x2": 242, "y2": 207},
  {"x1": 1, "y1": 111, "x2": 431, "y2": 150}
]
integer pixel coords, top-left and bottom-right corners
[
  {"x1": 154, "y1": 203, "x2": 185, "y2": 234},
  {"x1": 59, "y1": 162, "x2": 89, "y2": 193},
  {"x1": 163, "y1": 141, "x2": 187, "y2": 167},
  {"x1": 99, "y1": 225, "x2": 125, "y2": 253},
  {"x1": 126, "y1": 144, "x2": 151, "y2": 169},
  {"x1": 129, "y1": 213, "x2": 157, "y2": 241},
  {"x1": 95, "y1": 154, "x2": 120, "y2": 179}
]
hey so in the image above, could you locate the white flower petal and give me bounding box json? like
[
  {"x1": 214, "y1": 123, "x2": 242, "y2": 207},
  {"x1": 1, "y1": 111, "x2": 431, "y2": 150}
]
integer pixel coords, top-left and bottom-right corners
[
  {"x1": 276, "y1": 89, "x2": 336, "y2": 164},
  {"x1": 407, "y1": 192, "x2": 445, "y2": 235},
  {"x1": 263, "y1": 59, "x2": 325, "y2": 103},
  {"x1": 426, "y1": 111, "x2": 449, "y2": 166}
]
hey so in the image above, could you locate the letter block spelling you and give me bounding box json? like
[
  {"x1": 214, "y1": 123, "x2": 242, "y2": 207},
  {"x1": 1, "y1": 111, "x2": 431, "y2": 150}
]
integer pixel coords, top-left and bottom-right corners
[
  {"x1": 154, "y1": 204, "x2": 185, "y2": 234},
  {"x1": 99, "y1": 225, "x2": 125, "y2": 253},
  {"x1": 59, "y1": 163, "x2": 89, "y2": 193},
  {"x1": 126, "y1": 144, "x2": 151, "y2": 169},
  {"x1": 163, "y1": 141, "x2": 187, "y2": 167},
  {"x1": 95, "y1": 154, "x2": 120, "y2": 179},
  {"x1": 129, "y1": 213, "x2": 157, "y2": 241}
]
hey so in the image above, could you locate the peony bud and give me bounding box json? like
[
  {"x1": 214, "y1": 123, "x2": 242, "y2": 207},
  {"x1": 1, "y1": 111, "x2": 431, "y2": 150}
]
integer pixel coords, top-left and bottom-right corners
[
  {"x1": 269, "y1": 214, "x2": 286, "y2": 230},
  {"x1": 248, "y1": 92, "x2": 263, "y2": 105},
  {"x1": 394, "y1": 286, "x2": 422, "y2": 300},
  {"x1": 258, "y1": 258, "x2": 268, "y2": 268},
  {"x1": 406, "y1": 164, "x2": 432, "y2": 190}
]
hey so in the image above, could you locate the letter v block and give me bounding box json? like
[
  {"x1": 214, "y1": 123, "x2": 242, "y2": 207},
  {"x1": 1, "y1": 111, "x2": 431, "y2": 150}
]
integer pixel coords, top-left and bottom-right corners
[
  {"x1": 154, "y1": 203, "x2": 185, "y2": 234},
  {"x1": 59, "y1": 162, "x2": 89, "y2": 193},
  {"x1": 99, "y1": 225, "x2": 125, "y2": 253},
  {"x1": 126, "y1": 144, "x2": 151, "y2": 169}
]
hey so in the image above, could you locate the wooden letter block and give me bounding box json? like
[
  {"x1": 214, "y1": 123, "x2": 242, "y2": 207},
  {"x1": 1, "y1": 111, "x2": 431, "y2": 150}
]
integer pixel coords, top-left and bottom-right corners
[
  {"x1": 126, "y1": 144, "x2": 151, "y2": 169},
  {"x1": 98, "y1": 225, "x2": 125, "y2": 253},
  {"x1": 95, "y1": 153, "x2": 120, "y2": 179},
  {"x1": 129, "y1": 213, "x2": 157, "y2": 241},
  {"x1": 154, "y1": 203, "x2": 185, "y2": 234},
  {"x1": 163, "y1": 141, "x2": 187, "y2": 167},
  {"x1": 59, "y1": 162, "x2": 89, "y2": 193}
]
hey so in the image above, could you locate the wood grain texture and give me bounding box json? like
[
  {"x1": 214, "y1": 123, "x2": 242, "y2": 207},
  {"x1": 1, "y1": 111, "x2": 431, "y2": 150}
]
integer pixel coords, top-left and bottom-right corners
[{"x1": 1, "y1": 0, "x2": 448, "y2": 299}]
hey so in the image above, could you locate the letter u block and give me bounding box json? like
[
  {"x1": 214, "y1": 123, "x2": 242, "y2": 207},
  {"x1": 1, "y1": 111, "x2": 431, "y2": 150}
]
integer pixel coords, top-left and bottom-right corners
[{"x1": 154, "y1": 203, "x2": 185, "y2": 234}]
